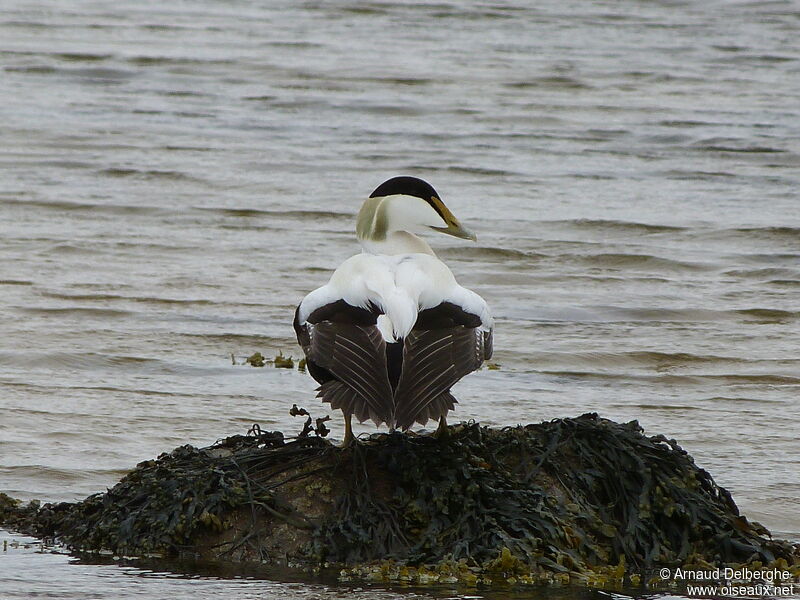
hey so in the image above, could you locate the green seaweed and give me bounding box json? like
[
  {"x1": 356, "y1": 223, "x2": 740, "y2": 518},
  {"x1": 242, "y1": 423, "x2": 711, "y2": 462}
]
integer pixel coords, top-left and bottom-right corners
[
  {"x1": 245, "y1": 352, "x2": 266, "y2": 367},
  {"x1": 273, "y1": 352, "x2": 294, "y2": 369},
  {"x1": 237, "y1": 352, "x2": 304, "y2": 370}
]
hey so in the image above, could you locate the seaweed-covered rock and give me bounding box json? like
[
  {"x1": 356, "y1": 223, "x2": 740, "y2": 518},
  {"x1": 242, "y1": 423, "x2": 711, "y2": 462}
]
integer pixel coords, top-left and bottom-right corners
[{"x1": 1, "y1": 414, "x2": 797, "y2": 585}]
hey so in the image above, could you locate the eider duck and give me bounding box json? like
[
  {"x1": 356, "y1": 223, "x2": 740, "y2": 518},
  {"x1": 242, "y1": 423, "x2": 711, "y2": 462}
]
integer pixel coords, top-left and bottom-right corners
[{"x1": 293, "y1": 176, "x2": 493, "y2": 445}]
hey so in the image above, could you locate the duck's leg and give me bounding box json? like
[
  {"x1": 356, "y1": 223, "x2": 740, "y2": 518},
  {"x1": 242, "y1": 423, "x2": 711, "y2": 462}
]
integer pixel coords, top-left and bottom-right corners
[
  {"x1": 341, "y1": 413, "x2": 354, "y2": 447},
  {"x1": 434, "y1": 415, "x2": 448, "y2": 438}
]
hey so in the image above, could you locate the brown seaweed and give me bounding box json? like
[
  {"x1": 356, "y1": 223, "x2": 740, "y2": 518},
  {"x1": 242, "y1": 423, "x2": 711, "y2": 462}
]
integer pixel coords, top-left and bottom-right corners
[{"x1": 1, "y1": 414, "x2": 797, "y2": 587}]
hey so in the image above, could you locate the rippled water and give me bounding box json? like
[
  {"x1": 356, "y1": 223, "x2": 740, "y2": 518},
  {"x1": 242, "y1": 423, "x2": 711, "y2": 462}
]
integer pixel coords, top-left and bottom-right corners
[{"x1": 1, "y1": 0, "x2": 799, "y2": 598}]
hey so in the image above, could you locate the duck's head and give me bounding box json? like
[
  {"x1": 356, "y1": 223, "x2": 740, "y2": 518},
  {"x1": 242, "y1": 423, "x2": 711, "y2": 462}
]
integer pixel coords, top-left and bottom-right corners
[{"x1": 356, "y1": 176, "x2": 476, "y2": 248}]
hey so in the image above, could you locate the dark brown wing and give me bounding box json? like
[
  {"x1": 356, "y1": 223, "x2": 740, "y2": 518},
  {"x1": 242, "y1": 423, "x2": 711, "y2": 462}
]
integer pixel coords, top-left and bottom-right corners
[
  {"x1": 393, "y1": 323, "x2": 490, "y2": 430},
  {"x1": 294, "y1": 303, "x2": 394, "y2": 426},
  {"x1": 408, "y1": 390, "x2": 458, "y2": 427},
  {"x1": 483, "y1": 328, "x2": 493, "y2": 361},
  {"x1": 316, "y1": 380, "x2": 377, "y2": 424}
]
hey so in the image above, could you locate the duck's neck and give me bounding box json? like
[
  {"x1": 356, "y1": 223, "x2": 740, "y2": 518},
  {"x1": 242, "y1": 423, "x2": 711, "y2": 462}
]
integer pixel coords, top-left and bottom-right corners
[{"x1": 358, "y1": 231, "x2": 435, "y2": 256}]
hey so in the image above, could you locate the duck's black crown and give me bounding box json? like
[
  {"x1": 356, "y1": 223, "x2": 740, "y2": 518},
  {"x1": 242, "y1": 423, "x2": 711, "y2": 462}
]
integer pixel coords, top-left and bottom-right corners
[{"x1": 369, "y1": 176, "x2": 440, "y2": 201}]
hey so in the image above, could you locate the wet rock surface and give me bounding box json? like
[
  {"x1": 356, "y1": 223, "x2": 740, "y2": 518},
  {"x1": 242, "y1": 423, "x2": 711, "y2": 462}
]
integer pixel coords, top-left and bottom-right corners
[{"x1": 1, "y1": 414, "x2": 797, "y2": 585}]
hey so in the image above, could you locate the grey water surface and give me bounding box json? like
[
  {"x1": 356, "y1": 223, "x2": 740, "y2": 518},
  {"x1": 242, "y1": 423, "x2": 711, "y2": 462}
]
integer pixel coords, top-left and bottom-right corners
[{"x1": 1, "y1": 0, "x2": 799, "y2": 598}]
